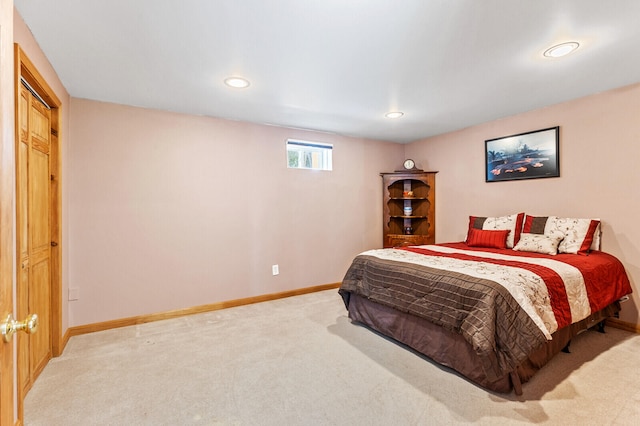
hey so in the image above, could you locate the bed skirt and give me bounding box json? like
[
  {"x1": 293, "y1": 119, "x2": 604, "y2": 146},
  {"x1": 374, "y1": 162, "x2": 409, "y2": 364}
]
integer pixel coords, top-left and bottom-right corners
[{"x1": 344, "y1": 292, "x2": 621, "y2": 395}]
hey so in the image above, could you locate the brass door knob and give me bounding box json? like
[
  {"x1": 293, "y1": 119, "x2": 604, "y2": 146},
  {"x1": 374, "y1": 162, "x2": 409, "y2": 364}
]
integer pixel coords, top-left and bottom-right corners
[{"x1": 0, "y1": 313, "x2": 38, "y2": 343}]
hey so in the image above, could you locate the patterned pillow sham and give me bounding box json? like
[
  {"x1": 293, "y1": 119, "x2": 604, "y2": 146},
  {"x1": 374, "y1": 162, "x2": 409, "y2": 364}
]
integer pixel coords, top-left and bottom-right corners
[
  {"x1": 466, "y1": 228, "x2": 510, "y2": 249},
  {"x1": 512, "y1": 233, "x2": 564, "y2": 255},
  {"x1": 523, "y1": 215, "x2": 601, "y2": 255},
  {"x1": 467, "y1": 212, "x2": 524, "y2": 248}
]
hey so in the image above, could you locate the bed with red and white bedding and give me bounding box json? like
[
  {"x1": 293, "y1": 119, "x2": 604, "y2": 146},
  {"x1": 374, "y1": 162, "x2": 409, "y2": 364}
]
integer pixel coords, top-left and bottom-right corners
[{"x1": 339, "y1": 214, "x2": 632, "y2": 395}]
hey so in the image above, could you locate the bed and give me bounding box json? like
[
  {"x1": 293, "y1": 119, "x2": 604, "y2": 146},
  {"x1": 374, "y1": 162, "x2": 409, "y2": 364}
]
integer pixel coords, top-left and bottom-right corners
[{"x1": 339, "y1": 214, "x2": 633, "y2": 395}]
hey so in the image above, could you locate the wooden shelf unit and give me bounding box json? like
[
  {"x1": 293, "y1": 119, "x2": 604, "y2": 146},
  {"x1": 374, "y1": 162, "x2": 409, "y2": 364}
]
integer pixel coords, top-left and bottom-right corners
[{"x1": 381, "y1": 171, "x2": 437, "y2": 248}]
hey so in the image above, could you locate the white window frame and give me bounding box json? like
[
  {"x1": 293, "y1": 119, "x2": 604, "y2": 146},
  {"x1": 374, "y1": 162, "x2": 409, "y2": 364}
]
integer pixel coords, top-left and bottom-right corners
[{"x1": 286, "y1": 139, "x2": 333, "y2": 171}]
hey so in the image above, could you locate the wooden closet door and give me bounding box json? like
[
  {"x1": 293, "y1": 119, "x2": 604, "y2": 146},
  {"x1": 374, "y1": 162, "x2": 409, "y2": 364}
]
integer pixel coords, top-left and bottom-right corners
[{"x1": 16, "y1": 86, "x2": 52, "y2": 393}]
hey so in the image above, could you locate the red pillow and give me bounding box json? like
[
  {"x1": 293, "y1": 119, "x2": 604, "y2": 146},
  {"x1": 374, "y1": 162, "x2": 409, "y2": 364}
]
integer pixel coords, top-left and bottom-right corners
[{"x1": 466, "y1": 228, "x2": 511, "y2": 249}]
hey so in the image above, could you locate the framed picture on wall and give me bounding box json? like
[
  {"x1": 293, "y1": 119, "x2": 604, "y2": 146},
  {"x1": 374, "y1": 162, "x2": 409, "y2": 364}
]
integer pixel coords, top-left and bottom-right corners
[{"x1": 485, "y1": 126, "x2": 560, "y2": 182}]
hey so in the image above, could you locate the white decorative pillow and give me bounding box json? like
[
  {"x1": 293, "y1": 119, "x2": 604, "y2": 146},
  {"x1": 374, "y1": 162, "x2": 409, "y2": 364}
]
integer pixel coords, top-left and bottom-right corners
[
  {"x1": 523, "y1": 215, "x2": 601, "y2": 254},
  {"x1": 513, "y1": 233, "x2": 564, "y2": 255},
  {"x1": 548, "y1": 216, "x2": 601, "y2": 255},
  {"x1": 467, "y1": 212, "x2": 524, "y2": 249}
]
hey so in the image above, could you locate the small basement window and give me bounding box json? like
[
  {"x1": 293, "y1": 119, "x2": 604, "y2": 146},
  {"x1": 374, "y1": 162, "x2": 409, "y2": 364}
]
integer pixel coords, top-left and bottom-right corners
[{"x1": 287, "y1": 139, "x2": 333, "y2": 171}]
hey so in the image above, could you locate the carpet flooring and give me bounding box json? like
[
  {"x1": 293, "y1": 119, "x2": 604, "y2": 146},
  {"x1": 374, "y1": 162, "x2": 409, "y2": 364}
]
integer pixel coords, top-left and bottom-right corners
[{"x1": 24, "y1": 289, "x2": 640, "y2": 425}]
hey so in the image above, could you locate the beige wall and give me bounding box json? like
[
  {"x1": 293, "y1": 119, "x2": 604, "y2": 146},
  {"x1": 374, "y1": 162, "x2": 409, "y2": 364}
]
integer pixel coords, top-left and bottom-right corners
[
  {"x1": 406, "y1": 82, "x2": 640, "y2": 326},
  {"x1": 68, "y1": 98, "x2": 403, "y2": 325},
  {"x1": 12, "y1": 6, "x2": 403, "y2": 330}
]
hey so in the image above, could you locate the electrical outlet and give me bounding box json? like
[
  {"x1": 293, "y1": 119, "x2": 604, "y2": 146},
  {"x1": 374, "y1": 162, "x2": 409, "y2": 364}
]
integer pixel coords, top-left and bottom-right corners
[
  {"x1": 68, "y1": 288, "x2": 80, "y2": 301},
  {"x1": 272, "y1": 264, "x2": 279, "y2": 275}
]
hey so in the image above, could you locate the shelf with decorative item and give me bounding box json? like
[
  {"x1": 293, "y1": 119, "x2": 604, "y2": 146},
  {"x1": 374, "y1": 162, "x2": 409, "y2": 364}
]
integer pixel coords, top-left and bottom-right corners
[
  {"x1": 381, "y1": 170, "x2": 437, "y2": 248},
  {"x1": 387, "y1": 217, "x2": 430, "y2": 237}
]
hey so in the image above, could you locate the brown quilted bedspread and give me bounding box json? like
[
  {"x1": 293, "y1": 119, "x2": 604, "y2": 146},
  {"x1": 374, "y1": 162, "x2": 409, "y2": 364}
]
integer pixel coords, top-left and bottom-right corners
[{"x1": 339, "y1": 254, "x2": 547, "y2": 381}]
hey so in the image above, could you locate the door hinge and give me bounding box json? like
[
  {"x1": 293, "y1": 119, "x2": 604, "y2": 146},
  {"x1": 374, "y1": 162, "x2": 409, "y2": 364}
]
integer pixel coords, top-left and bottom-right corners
[
  {"x1": 51, "y1": 241, "x2": 58, "y2": 247},
  {"x1": 50, "y1": 174, "x2": 55, "y2": 181},
  {"x1": 51, "y1": 128, "x2": 58, "y2": 136}
]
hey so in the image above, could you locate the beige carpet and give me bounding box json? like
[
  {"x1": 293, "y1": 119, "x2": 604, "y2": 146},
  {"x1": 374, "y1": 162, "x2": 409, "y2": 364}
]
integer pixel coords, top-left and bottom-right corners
[{"x1": 25, "y1": 289, "x2": 640, "y2": 425}]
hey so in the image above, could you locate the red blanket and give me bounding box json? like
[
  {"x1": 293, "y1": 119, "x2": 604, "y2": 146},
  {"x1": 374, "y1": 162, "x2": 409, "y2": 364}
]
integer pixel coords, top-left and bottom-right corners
[{"x1": 402, "y1": 242, "x2": 632, "y2": 330}]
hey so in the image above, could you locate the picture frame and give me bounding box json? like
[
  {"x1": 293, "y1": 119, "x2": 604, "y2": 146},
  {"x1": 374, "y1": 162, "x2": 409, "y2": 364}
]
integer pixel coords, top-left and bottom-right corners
[{"x1": 485, "y1": 126, "x2": 560, "y2": 182}]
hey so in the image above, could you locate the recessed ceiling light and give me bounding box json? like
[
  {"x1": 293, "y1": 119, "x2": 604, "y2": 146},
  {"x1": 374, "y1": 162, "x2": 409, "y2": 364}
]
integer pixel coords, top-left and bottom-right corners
[
  {"x1": 224, "y1": 77, "x2": 250, "y2": 88},
  {"x1": 385, "y1": 111, "x2": 404, "y2": 119},
  {"x1": 543, "y1": 42, "x2": 580, "y2": 58}
]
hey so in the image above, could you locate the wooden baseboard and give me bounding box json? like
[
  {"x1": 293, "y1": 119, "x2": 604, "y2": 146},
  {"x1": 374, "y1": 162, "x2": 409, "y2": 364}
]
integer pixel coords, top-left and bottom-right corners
[
  {"x1": 56, "y1": 285, "x2": 639, "y2": 354},
  {"x1": 61, "y1": 327, "x2": 71, "y2": 350},
  {"x1": 67, "y1": 283, "x2": 341, "y2": 339},
  {"x1": 605, "y1": 317, "x2": 640, "y2": 334}
]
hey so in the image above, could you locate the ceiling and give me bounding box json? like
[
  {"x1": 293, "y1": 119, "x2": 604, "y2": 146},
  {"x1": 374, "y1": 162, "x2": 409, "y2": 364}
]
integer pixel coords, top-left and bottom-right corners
[{"x1": 14, "y1": 0, "x2": 640, "y2": 143}]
